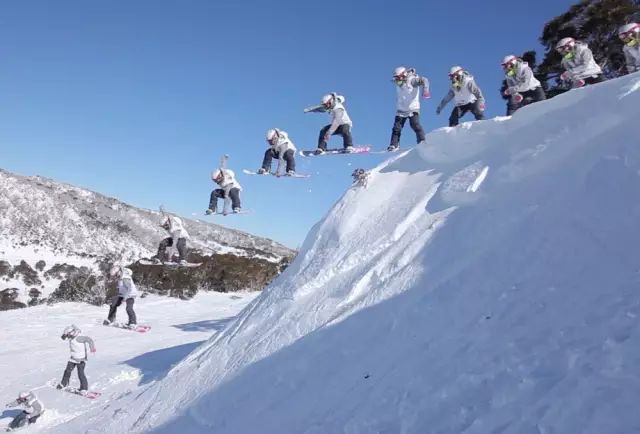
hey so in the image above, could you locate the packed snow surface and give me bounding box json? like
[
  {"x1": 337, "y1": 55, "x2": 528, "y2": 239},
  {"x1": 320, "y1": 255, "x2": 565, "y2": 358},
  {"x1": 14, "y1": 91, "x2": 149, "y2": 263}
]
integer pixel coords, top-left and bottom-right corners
[{"x1": 11, "y1": 73, "x2": 640, "y2": 433}]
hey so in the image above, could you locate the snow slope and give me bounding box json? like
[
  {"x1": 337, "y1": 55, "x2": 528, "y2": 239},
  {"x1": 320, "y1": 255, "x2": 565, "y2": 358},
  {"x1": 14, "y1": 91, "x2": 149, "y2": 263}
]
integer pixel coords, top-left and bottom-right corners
[
  {"x1": 0, "y1": 291, "x2": 258, "y2": 433},
  {"x1": 48, "y1": 73, "x2": 640, "y2": 433}
]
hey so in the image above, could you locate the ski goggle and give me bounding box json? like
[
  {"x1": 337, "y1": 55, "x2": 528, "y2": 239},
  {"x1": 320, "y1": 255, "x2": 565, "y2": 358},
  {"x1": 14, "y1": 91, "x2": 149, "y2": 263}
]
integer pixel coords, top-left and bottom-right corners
[
  {"x1": 620, "y1": 32, "x2": 638, "y2": 45},
  {"x1": 322, "y1": 100, "x2": 333, "y2": 108},
  {"x1": 449, "y1": 72, "x2": 462, "y2": 82},
  {"x1": 501, "y1": 61, "x2": 516, "y2": 72},
  {"x1": 556, "y1": 44, "x2": 574, "y2": 55}
]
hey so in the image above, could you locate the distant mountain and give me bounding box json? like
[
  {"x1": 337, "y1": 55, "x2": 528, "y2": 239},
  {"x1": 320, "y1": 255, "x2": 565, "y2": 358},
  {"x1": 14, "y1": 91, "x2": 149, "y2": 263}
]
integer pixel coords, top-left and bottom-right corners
[{"x1": 0, "y1": 168, "x2": 295, "y2": 310}]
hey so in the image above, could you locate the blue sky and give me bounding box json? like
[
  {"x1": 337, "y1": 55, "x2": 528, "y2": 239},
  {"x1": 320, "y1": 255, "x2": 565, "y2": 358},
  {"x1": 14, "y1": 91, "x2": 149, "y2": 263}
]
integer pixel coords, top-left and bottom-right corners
[{"x1": 0, "y1": 0, "x2": 576, "y2": 248}]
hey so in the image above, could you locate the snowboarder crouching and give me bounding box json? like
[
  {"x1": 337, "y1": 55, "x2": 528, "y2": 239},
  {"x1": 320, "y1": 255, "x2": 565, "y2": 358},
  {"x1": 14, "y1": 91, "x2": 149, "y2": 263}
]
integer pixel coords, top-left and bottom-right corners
[
  {"x1": 436, "y1": 66, "x2": 485, "y2": 127},
  {"x1": 155, "y1": 215, "x2": 190, "y2": 264},
  {"x1": 556, "y1": 37, "x2": 603, "y2": 88},
  {"x1": 5, "y1": 391, "x2": 44, "y2": 431},
  {"x1": 57, "y1": 325, "x2": 96, "y2": 395},
  {"x1": 206, "y1": 168, "x2": 242, "y2": 215},
  {"x1": 258, "y1": 128, "x2": 297, "y2": 176}
]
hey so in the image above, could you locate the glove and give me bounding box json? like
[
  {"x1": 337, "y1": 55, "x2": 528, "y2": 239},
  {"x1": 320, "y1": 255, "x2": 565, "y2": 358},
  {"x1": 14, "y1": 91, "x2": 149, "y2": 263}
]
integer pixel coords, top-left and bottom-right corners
[
  {"x1": 422, "y1": 91, "x2": 431, "y2": 99},
  {"x1": 513, "y1": 93, "x2": 524, "y2": 104},
  {"x1": 573, "y1": 79, "x2": 586, "y2": 88},
  {"x1": 435, "y1": 106, "x2": 441, "y2": 115},
  {"x1": 504, "y1": 87, "x2": 513, "y2": 96},
  {"x1": 560, "y1": 71, "x2": 570, "y2": 81},
  {"x1": 91, "y1": 348, "x2": 96, "y2": 353},
  {"x1": 478, "y1": 102, "x2": 485, "y2": 112}
]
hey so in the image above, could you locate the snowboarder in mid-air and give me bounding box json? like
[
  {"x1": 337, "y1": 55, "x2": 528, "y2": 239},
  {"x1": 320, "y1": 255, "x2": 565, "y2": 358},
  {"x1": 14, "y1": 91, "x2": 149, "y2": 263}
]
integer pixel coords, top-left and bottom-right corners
[
  {"x1": 5, "y1": 391, "x2": 44, "y2": 431},
  {"x1": 501, "y1": 55, "x2": 546, "y2": 115},
  {"x1": 556, "y1": 37, "x2": 603, "y2": 88},
  {"x1": 154, "y1": 215, "x2": 190, "y2": 264},
  {"x1": 206, "y1": 167, "x2": 242, "y2": 215},
  {"x1": 305, "y1": 92, "x2": 353, "y2": 155},
  {"x1": 57, "y1": 325, "x2": 96, "y2": 395},
  {"x1": 103, "y1": 267, "x2": 137, "y2": 328},
  {"x1": 618, "y1": 23, "x2": 640, "y2": 74},
  {"x1": 436, "y1": 66, "x2": 485, "y2": 127},
  {"x1": 258, "y1": 128, "x2": 297, "y2": 176},
  {"x1": 388, "y1": 66, "x2": 430, "y2": 151}
]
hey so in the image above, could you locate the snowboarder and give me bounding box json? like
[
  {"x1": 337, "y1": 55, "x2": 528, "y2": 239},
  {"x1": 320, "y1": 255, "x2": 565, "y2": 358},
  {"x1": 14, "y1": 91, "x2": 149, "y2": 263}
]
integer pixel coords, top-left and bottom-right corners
[
  {"x1": 501, "y1": 55, "x2": 546, "y2": 115},
  {"x1": 556, "y1": 38, "x2": 603, "y2": 87},
  {"x1": 206, "y1": 168, "x2": 242, "y2": 214},
  {"x1": 388, "y1": 66, "x2": 430, "y2": 151},
  {"x1": 619, "y1": 23, "x2": 640, "y2": 74},
  {"x1": 5, "y1": 391, "x2": 44, "y2": 431},
  {"x1": 258, "y1": 128, "x2": 297, "y2": 176},
  {"x1": 57, "y1": 325, "x2": 96, "y2": 395},
  {"x1": 154, "y1": 215, "x2": 190, "y2": 264},
  {"x1": 103, "y1": 267, "x2": 137, "y2": 327},
  {"x1": 305, "y1": 92, "x2": 353, "y2": 155},
  {"x1": 436, "y1": 66, "x2": 485, "y2": 127}
]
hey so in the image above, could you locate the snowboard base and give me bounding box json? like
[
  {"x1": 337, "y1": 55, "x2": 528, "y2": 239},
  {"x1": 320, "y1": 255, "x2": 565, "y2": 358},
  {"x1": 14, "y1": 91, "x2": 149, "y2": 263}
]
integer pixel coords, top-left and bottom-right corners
[
  {"x1": 137, "y1": 259, "x2": 202, "y2": 268},
  {"x1": 299, "y1": 146, "x2": 371, "y2": 157},
  {"x1": 104, "y1": 321, "x2": 151, "y2": 333},
  {"x1": 242, "y1": 169, "x2": 310, "y2": 178}
]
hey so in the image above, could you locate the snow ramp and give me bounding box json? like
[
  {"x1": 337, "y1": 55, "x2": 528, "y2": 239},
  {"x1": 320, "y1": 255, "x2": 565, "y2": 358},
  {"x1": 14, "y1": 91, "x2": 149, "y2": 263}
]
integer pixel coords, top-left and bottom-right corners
[{"x1": 58, "y1": 74, "x2": 640, "y2": 434}]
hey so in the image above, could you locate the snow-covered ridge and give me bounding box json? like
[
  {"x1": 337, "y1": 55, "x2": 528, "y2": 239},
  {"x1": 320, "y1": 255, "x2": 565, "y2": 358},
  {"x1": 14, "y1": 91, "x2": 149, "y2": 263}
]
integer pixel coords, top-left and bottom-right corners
[
  {"x1": 0, "y1": 169, "x2": 294, "y2": 304},
  {"x1": 53, "y1": 73, "x2": 640, "y2": 433}
]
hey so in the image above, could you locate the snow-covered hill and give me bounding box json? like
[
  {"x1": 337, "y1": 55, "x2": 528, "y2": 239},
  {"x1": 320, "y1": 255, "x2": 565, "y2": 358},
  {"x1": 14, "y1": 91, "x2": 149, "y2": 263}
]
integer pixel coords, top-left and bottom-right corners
[
  {"x1": 0, "y1": 169, "x2": 294, "y2": 306},
  {"x1": 17, "y1": 73, "x2": 640, "y2": 433}
]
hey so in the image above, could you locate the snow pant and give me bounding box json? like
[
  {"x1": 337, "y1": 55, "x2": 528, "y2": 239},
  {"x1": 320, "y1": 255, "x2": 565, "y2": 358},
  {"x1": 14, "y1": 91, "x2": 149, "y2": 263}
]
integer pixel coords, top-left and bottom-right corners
[
  {"x1": 506, "y1": 86, "x2": 546, "y2": 116},
  {"x1": 61, "y1": 361, "x2": 88, "y2": 391},
  {"x1": 318, "y1": 124, "x2": 353, "y2": 150},
  {"x1": 156, "y1": 236, "x2": 187, "y2": 262},
  {"x1": 261, "y1": 148, "x2": 296, "y2": 172},
  {"x1": 9, "y1": 411, "x2": 40, "y2": 429},
  {"x1": 107, "y1": 296, "x2": 136, "y2": 325},
  {"x1": 209, "y1": 187, "x2": 241, "y2": 212},
  {"x1": 449, "y1": 102, "x2": 485, "y2": 127},
  {"x1": 389, "y1": 112, "x2": 425, "y2": 148}
]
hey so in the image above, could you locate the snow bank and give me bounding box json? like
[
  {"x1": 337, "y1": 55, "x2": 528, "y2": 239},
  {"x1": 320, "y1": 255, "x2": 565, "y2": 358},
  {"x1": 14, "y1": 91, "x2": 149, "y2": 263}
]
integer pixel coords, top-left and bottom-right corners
[{"x1": 55, "y1": 74, "x2": 640, "y2": 433}]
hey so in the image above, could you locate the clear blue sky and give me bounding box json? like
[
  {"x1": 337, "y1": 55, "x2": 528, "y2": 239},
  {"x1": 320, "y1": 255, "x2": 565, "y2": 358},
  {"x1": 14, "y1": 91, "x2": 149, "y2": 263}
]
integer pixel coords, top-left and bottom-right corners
[{"x1": 0, "y1": 0, "x2": 575, "y2": 248}]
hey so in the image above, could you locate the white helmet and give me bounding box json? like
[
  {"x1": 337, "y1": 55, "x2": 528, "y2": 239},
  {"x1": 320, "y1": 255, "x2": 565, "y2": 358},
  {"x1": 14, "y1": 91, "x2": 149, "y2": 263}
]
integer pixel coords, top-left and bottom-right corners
[
  {"x1": 448, "y1": 66, "x2": 464, "y2": 79},
  {"x1": 321, "y1": 93, "x2": 335, "y2": 109},
  {"x1": 211, "y1": 169, "x2": 224, "y2": 182},
  {"x1": 121, "y1": 267, "x2": 133, "y2": 280},
  {"x1": 17, "y1": 391, "x2": 31, "y2": 402},
  {"x1": 556, "y1": 37, "x2": 576, "y2": 54},
  {"x1": 393, "y1": 66, "x2": 407, "y2": 79},
  {"x1": 62, "y1": 324, "x2": 81, "y2": 340},
  {"x1": 266, "y1": 128, "x2": 280, "y2": 143},
  {"x1": 501, "y1": 55, "x2": 519, "y2": 72},
  {"x1": 619, "y1": 23, "x2": 639, "y2": 42}
]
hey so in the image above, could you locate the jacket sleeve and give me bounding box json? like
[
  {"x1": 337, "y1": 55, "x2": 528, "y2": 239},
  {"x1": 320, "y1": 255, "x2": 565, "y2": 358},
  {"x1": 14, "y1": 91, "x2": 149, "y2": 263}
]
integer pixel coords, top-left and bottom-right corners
[
  {"x1": 327, "y1": 108, "x2": 346, "y2": 135},
  {"x1": 437, "y1": 89, "x2": 454, "y2": 111},
  {"x1": 77, "y1": 336, "x2": 96, "y2": 353},
  {"x1": 304, "y1": 104, "x2": 327, "y2": 113},
  {"x1": 567, "y1": 46, "x2": 595, "y2": 78},
  {"x1": 469, "y1": 80, "x2": 485, "y2": 105},
  {"x1": 624, "y1": 48, "x2": 638, "y2": 73},
  {"x1": 413, "y1": 76, "x2": 430, "y2": 94}
]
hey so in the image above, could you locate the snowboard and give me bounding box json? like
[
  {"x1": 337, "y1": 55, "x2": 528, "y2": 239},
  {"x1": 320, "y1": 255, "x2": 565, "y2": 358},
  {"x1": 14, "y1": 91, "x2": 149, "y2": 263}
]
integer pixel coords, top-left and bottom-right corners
[
  {"x1": 137, "y1": 259, "x2": 202, "y2": 268},
  {"x1": 104, "y1": 321, "x2": 152, "y2": 333},
  {"x1": 205, "y1": 209, "x2": 253, "y2": 216},
  {"x1": 57, "y1": 387, "x2": 101, "y2": 400},
  {"x1": 242, "y1": 169, "x2": 310, "y2": 178},
  {"x1": 299, "y1": 146, "x2": 371, "y2": 157}
]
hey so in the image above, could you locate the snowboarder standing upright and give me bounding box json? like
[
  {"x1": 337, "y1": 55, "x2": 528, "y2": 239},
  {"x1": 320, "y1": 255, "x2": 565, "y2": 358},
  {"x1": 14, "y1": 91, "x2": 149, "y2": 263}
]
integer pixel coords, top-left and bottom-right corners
[
  {"x1": 436, "y1": 66, "x2": 485, "y2": 127},
  {"x1": 206, "y1": 168, "x2": 242, "y2": 215},
  {"x1": 57, "y1": 325, "x2": 96, "y2": 395},
  {"x1": 556, "y1": 37, "x2": 603, "y2": 87},
  {"x1": 305, "y1": 92, "x2": 353, "y2": 155},
  {"x1": 388, "y1": 66, "x2": 430, "y2": 151},
  {"x1": 5, "y1": 391, "x2": 44, "y2": 431},
  {"x1": 619, "y1": 23, "x2": 640, "y2": 74},
  {"x1": 103, "y1": 267, "x2": 137, "y2": 327},
  {"x1": 258, "y1": 128, "x2": 297, "y2": 176},
  {"x1": 155, "y1": 215, "x2": 190, "y2": 264},
  {"x1": 501, "y1": 55, "x2": 546, "y2": 115}
]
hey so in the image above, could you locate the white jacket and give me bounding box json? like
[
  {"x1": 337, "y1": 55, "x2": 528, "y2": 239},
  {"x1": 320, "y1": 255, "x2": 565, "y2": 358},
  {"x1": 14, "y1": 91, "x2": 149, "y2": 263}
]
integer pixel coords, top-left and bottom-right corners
[
  {"x1": 395, "y1": 70, "x2": 430, "y2": 115},
  {"x1": 68, "y1": 335, "x2": 95, "y2": 363},
  {"x1": 213, "y1": 168, "x2": 243, "y2": 194},
  {"x1": 437, "y1": 73, "x2": 485, "y2": 110},
  {"x1": 8, "y1": 393, "x2": 44, "y2": 417},
  {"x1": 325, "y1": 95, "x2": 352, "y2": 136},
  {"x1": 624, "y1": 44, "x2": 640, "y2": 73},
  {"x1": 270, "y1": 130, "x2": 296, "y2": 158},
  {"x1": 166, "y1": 216, "x2": 190, "y2": 240},
  {"x1": 561, "y1": 42, "x2": 602, "y2": 80},
  {"x1": 505, "y1": 60, "x2": 541, "y2": 93},
  {"x1": 118, "y1": 278, "x2": 138, "y2": 299}
]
